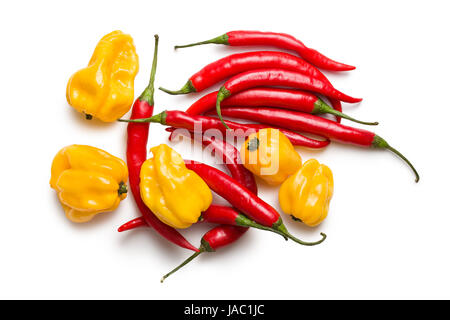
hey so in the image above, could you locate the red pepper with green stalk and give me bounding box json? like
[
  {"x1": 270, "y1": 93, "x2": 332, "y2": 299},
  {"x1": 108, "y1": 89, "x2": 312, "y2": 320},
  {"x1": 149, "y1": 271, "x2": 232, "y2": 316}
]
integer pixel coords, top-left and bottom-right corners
[
  {"x1": 119, "y1": 110, "x2": 330, "y2": 148},
  {"x1": 160, "y1": 51, "x2": 354, "y2": 96},
  {"x1": 184, "y1": 160, "x2": 326, "y2": 244},
  {"x1": 123, "y1": 35, "x2": 198, "y2": 252},
  {"x1": 161, "y1": 225, "x2": 247, "y2": 282},
  {"x1": 159, "y1": 50, "x2": 353, "y2": 123},
  {"x1": 214, "y1": 68, "x2": 362, "y2": 129},
  {"x1": 212, "y1": 107, "x2": 420, "y2": 182},
  {"x1": 174, "y1": 30, "x2": 355, "y2": 71},
  {"x1": 185, "y1": 87, "x2": 376, "y2": 126},
  {"x1": 119, "y1": 132, "x2": 256, "y2": 247},
  {"x1": 120, "y1": 132, "x2": 325, "y2": 244},
  {"x1": 119, "y1": 132, "x2": 325, "y2": 282},
  {"x1": 159, "y1": 161, "x2": 325, "y2": 282}
]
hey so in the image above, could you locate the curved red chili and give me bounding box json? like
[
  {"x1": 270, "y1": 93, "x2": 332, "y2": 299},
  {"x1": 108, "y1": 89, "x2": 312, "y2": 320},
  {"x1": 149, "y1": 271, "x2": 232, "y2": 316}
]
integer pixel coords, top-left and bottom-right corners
[
  {"x1": 120, "y1": 134, "x2": 313, "y2": 241},
  {"x1": 174, "y1": 30, "x2": 355, "y2": 72},
  {"x1": 215, "y1": 107, "x2": 420, "y2": 182},
  {"x1": 119, "y1": 110, "x2": 330, "y2": 149},
  {"x1": 121, "y1": 134, "x2": 252, "y2": 282},
  {"x1": 119, "y1": 204, "x2": 290, "y2": 238},
  {"x1": 123, "y1": 35, "x2": 198, "y2": 252},
  {"x1": 159, "y1": 51, "x2": 351, "y2": 95},
  {"x1": 184, "y1": 160, "x2": 326, "y2": 245},
  {"x1": 161, "y1": 225, "x2": 247, "y2": 283},
  {"x1": 215, "y1": 68, "x2": 362, "y2": 129},
  {"x1": 120, "y1": 132, "x2": 255, "y2": 247},
  {"x1": 186, "y1": 88, "x2": 376, "y2": 126}
]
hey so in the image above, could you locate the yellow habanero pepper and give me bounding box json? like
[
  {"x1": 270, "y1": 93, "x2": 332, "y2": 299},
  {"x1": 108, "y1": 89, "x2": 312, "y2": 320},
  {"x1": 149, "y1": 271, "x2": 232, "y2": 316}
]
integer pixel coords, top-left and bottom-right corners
[
  {"x1": 50, "y1": 145, "x2": 128, "y2": 223},
  {"x1": 240, "y1": 128, "x2": 302, "y2": 185},
  {"x1": 66, "y1": 30, "x2": 139, "y2": 122},
  {"x1": 140, "y1": 144, "x2": 212, "y2": 229},
  {"x1": 279, "y1": 159, "x2": 334, "y2": 227}
]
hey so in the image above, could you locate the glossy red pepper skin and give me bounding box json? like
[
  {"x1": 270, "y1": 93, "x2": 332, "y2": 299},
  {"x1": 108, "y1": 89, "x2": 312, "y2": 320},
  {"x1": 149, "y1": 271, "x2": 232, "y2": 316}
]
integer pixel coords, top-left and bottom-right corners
[
  {"x1": 119, "y1": 205, "x2": 265, "y2": 232},
  {"x1": 121, "y1": 110, "x2": 329, "y2": 148},
  {"x1": 187, "y1": 88, "x2": 318, "y2": 115},
  {"x1": 215, "y1": 107, "x2": 420, "y2": 182},
  {"x1": 160, "y1": 51, "x2": 350, "y2": 96},
  {"x1": 201, "y1": 205, "x2": 268, "y2": 230},
  {"x1": 175, "y1": 30, "x2": 355, "y2": 72},
  {"x1": 123, "y1": 35, "x2": 198, "y2": 252},
  {"x1": 200, "y1": 225, "x2": 247, "y2": 251},
  {"x1": 117, "y1": 216, "x2": 147, "y2": 232},
  {"x1": 214, "y1": 107, "x2": 375, "y2": 146},
  {"x1": 219, "y1": 68, "x2": 361, "y2": 104},
  {"x1": 163, "y1": 110, "x2": 330, "y2": 148},
  {"x1": 185, "y1": 88, "x2": 377, "y2": 126}
]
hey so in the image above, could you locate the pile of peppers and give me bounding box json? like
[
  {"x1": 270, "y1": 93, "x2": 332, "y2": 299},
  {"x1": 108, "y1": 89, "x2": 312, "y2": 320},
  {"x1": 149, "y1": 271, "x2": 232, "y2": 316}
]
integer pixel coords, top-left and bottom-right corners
[{"x1": 50, "y1": 29, "x2": 419, "y2": 282}]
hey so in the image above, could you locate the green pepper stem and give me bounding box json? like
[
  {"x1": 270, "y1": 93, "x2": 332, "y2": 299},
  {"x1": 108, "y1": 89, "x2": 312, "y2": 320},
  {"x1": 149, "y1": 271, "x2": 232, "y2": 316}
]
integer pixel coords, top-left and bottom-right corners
[
  {"x1": 117, "y1": 182, "x2": 127, "y2": 196},
  {"x1": 237, "y1": 214, "x2": 325, "y2": 246},
  {"x1": 118, "y1": 111, "x2": 167, "y2": 124},
  {"x1": 174, "y1": 34, "x2": 229, "y2": 49},
  {"x1": 160, "y1": 250, "x2": 203, "y2": 283},
  {"x1": 372, "y1": 135, "x2": 420, "y2": 183},
  {"x1": 285, "y1": 231, "x2": 327, "y2": 246},
  {"x1": 275, "y1": 220, "x2": 326, "y2": 246},
  {"x1": 216, "y1": 87, "x2": 231, "y2": 129},
  {"x1": 235, "y1": 215, "x2": 287, "y2": 240},
  {"x1": 313, "y1": 99, "x2": 378, "y2": 126},
  {"x1": 386, "y1": 145, "x2": 420, "y2": 183},
  {"x1": 139, "y1": 35, "x2": 159, "y2": 105},
  {"x1": 159, "y1": 80, "x2": 196, "y2": 95}
]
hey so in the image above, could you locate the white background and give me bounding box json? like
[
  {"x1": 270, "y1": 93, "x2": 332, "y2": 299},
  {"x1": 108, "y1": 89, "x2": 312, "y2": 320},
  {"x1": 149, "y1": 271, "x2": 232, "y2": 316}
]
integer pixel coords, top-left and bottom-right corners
[{"x1": 1, "y1": 0, "x2": 449, "y2": 299}]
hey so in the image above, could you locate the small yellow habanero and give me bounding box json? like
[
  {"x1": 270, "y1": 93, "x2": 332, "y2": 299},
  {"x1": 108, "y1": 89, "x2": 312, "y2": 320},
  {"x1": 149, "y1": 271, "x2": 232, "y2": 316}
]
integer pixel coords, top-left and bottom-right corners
[
  {"x1": 66, "y1": 30, "x2": 139, "y2": 122},
  {"x1": 140, "y1": 144, "x2": 212, "y2": 229},
  {"x1": 240, "y1": 128, "x2": 302, "y2": 185},
  {"x1": 279, "y1": 159, "x2": 334, "y2": 227},
  {"x1": 50, "y1": 145, "x2": 128, "y2": 223}
]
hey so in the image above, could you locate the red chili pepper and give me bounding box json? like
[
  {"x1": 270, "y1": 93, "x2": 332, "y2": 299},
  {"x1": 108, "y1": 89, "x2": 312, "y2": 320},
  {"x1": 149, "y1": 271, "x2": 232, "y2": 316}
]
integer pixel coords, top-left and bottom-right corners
[
  {"x1": 214, "y1": 107, "x2": 420, "y2": 182},
  {"x1": 185, "y1": 88, "x2": 376, "y2": 126},
  {"x1": 161, "y1": 225, "x2": 247, "y2": 283},
  {"x1": 184, "y1": 160, "x2": 326, "y2": 245},
  {"x1": 159, "y1": 51, "x2": 352, "y2": 95},
  {"x1": 123, "y1": 35, "x2": 198, "y2": 252},
  {"x1": 214, "y1": 68, "x2": 362, "y2": 128},
  {"x1": 119, "y1": 204, "x2": 294, "y2": 239},
  {"x1": 120, "y1": 134, "x2": 254, "y2": 282},
  {"x1": 120, "y1": 133, "x2": 309, "y2": 241},
  {"x1": 119, "y1": 110, "x2": 330, "y2": 148},
  {"x1": 119, "y1": 132, "x2": 258, "y2": 232},
  {"x1": 174, "y1": 30, "x2": 355, "y2": 72},
  {"x1": 329, "y1": 98, "x2": 343, "y2": 123},
  {"x1": 118, "y1": 216, "x2": 147, "y2": 232},
  {"x1": 164, "y1": 49, "x2": 346, "y2": 123}
]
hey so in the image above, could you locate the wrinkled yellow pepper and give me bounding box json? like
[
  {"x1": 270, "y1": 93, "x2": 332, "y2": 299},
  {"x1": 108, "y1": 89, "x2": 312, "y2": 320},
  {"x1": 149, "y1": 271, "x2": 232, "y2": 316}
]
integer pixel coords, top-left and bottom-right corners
[
  {"x1": 140, "y1": 144, "x2": 212, "y2": 229},
  {"x1": 50, "y1": 145, "x2": 128, "y2": 223},
  {"x1": 240, "y1": 128, "x2": 302, "y2": 185},
  {"x1": 279, "y1": 159, "x2": 333, "y2": 227},
  {"x1": 66, "y1": 30, "x2": 139, "y2": 122}
]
